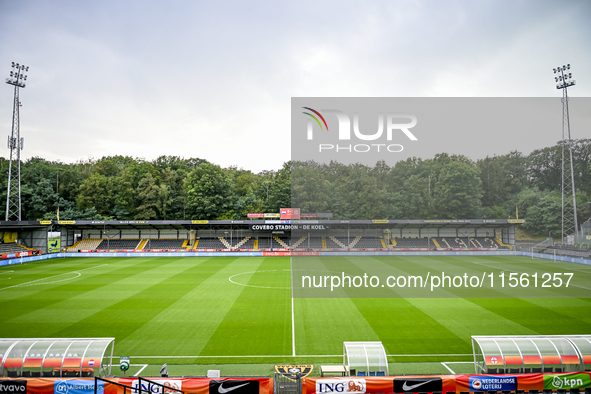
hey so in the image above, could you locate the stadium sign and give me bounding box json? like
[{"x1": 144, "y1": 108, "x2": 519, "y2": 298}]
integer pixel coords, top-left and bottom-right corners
[
  {"x1": 54, "y1": 380, "x2": 104, "y2": 394},
  {"x1": 275, "y1": 365, "x2": 314, "y2": 378},
  {"x1": 544, "y1": 374, "x2": 591, "y2": 390},
  {"x1": 48, "y1": 236, "x2": 60, "y2": 253},
  {"x1": 131, "y1": 380, "x2": 182, "y2": 394},
  {"x1": 316, "y1": 379, "x2": 366, "y2": 394},
  {"x1": 394, "y1": 377, "x2": 442, "y2": 393},
  {"x1": 468, "y1": 376, "x2": 516, "y2": 392},
  {"x1": 209, "y1": 380, "x2": 259, "y2": 394},
  {"x1": 249, "y1": 224, "x2": 330, "y2": 231},
  {"x1": 0, "y1": 380, "x2": 26, "y2": 393}
]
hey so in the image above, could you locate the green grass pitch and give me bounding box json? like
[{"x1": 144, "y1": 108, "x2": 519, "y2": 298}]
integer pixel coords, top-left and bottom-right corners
[{"x1": 1, "y1": 255, "x2": 590, "y2": 375}]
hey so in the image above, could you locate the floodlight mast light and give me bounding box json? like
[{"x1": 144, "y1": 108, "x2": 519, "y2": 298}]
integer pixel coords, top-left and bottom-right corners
[
  {"x1": 553, "y1": 64, "x2": 578, "y2": 244},
  {"x1": 5, "y1": 62, "x2": 29, "y2": 221}
]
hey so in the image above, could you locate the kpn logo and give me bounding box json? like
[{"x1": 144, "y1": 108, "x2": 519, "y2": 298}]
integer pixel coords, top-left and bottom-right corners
[
  {"x1": 544, "y1": 373, "x2": 590, "y2": 390},
  {"x1": 302, "y1": 107, "x2": 417, "y2": 154}
]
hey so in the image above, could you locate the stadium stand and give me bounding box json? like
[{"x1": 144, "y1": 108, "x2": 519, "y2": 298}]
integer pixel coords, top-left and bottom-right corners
[
  {"x1": 256, "y1": 237, "x2": 273, "y2": 249},
  {"x1": 96, "y1": 239, "x2": 141, "y2": 249},
  {"x1": 196, "y1": 237, "x2": 227, "y2": 249},
  {"x1": 352, "y1": 237, "x2": 383, "y2": 248},
  {"x1": 306, "y1": 237, "x2": 324, "y2": 248},
  {"x1": 66, "y1": 238, "x2": 102, "y2": 251},
  {"x1": 237, "y1": 237, "x2": 255, "y2": 249},
  {"x1": 144, "y1": 238, "x2": 185, "y2": 249},
  {"x1": 326, "y1": 236, "x2": 346, "y2": 248},
  {"x1": 391, "y1": 237, "x2": 432, "y2": 248},
  {"x1": 0, "y1": 242, "x2": 31, "y2": 254},
  {"x1": 218, "y1": 237, "x2": 232, "y2": 249},
  {"x1": 544, "y1": 245, "x2": 591, "y2": 259},
  {"x1": 272, "y1": 237, "x2": 290, "y2": 248},
  {"x1": 290, "y1": 236, "x2": 307, "y2": 248},
  {"x1": 64, "y1": 235, "x2": 511, "y2": 251}
]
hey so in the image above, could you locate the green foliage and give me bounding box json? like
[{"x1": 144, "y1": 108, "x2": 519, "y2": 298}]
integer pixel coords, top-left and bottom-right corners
[
  {"x1": 185, "y1": 163, "x2": 234, "y2": 220},
  {"x1": 4, "y1": 139, "x2": 589, "y2": 237}
]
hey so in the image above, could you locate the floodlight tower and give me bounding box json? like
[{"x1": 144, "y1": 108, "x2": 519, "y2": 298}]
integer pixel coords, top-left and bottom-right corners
[
  {"x1": 5, "y1": 62, "x2": 29, "y2": 221},
  {"x1": 553, "y1": 64, "x2": 578, "y2": 244}
]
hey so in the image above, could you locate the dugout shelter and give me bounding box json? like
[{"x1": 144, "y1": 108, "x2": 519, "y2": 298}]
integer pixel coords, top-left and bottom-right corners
[
  {"x1": 0, "y1": 337, "x2": 115, "y2": 378},
  {"x1": 343, "y1": 341, "x2": 389, "y2": 376},
  {"x1": 472, "y1": 335, "x2": 591, "y2": 374}
]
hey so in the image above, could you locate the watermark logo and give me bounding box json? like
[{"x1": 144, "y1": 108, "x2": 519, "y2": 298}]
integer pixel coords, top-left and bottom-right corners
[{"x1": 302, "y1": 107, "x2": 417, "y2": 153}]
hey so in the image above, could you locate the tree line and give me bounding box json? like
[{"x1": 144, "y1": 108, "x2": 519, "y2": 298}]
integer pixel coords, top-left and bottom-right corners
[{"x1": 0, "y1": 139, "x2": 589, "y2": 237}]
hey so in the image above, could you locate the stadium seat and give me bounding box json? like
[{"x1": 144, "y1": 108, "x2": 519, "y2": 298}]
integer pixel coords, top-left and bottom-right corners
[
  {"x1": 510, "y1": 368, "x2": 521, "y2": 373},
  {"x1": 532, "y1": 368, "x2": 542, "y2": 373},
  {"x1": 487, "y1": 368, "x2": 497, "y2": 374},
  {"x1": 42, "y1": 371, "x2": 53, "y2": 377},
  {"x1": 357, "y1": 371, "x2": 366, "y2": 376},
  {"x1": 369, "y1": 371, "x2": 375, "y2": 376},
  {"x1": 543, "y1": 367, "x2": 553, "y2": 373},
  {"x1": 376, "y1": 371, "x2": 385, "y2": 376},
  {"x1": 7, "y1": 371, "x2": 18, "y2": 377}
]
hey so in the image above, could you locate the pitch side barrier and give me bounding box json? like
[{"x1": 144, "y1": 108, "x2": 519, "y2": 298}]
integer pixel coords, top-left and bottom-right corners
[{"x1": 3, "y1": 251, "x2": 589, "y2": 267}]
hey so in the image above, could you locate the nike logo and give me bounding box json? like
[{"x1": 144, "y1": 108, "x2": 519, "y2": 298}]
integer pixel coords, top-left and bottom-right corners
[
  {"x1": 402, "y1": 381, "x2": 435, "y2": 391},
  {"x1": 218, "y1": 383, "x2": 249, "y2": 394}
]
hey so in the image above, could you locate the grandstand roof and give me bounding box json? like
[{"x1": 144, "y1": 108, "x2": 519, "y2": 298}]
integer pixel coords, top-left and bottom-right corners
[{"x1": 0, "y1": 218, "x2": 525, "y2": 232}]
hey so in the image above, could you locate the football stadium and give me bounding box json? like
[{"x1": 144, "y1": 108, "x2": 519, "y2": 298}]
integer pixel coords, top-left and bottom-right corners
[
  {"x1": 1, "y1": 216, "x2": 591, "y2": 394},
  {"x1": 2, "y1": 2, "x2": 591, "y2": 394}
]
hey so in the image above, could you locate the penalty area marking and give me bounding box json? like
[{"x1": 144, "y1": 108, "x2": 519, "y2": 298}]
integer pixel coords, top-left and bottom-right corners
[{"x1": 0, "y1": 264, "x2": 108, "y2": 291}]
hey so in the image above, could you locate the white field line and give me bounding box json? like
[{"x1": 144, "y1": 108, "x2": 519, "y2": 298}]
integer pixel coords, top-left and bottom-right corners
[
  {"x1": 291, "y1": 256, "x2": 296, "y2": 357},
  {"x1": 441, "y1": 362, "x2": 455, "y2": 374},
  {"x1": 121, "y1": 353, "x2": 471, "y2": 359},
  {"x1": 134, "y1": 364, "x2": 149, "y2": 376},
  {"x1": 0, "y1": 264, "x2": 108, "y2": 291},
  {"x1": 0, "y1": 270, "x2": 14, "y2": 275},
  {"x1": 228, "y1": 269, "x2": 291, "y2": 289},
  {"x1": 473, "y1": 261, "x2": 591, "y2": 291}
]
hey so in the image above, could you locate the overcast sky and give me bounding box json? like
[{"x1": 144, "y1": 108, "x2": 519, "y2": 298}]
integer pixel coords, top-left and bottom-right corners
[{"x1": 1, "y1": 0, "x2": 590, "y2": 173}]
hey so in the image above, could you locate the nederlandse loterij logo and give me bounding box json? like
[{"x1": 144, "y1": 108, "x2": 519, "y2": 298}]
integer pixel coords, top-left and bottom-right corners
[{"x1": 301, "y1": 107, "x2": 417, "y2": 153}]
